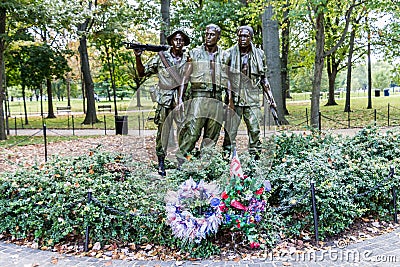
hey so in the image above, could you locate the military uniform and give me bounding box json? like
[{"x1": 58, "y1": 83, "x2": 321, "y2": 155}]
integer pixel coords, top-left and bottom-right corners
[
  {"x1": 143, "y1": 50, "x2": 189, "y2": 158},
  {"x1": 223, "y1": 42, "x2": 267, "y2": 156},
  {"x1": 178, "y1": 44, "x2": 229, "y2": 160}
]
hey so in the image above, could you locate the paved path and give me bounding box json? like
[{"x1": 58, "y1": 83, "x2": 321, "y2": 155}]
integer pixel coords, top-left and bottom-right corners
[
  {"x1": 7, "y1": 126, "x2": 400, "y2": 138},
  {"x1": 0, "y1": 227, "x2": 399, "y2": 266}
]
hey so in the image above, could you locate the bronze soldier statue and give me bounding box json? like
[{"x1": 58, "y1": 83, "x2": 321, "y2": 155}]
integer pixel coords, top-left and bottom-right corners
[
  {"x1": 223, "y1": 25, "x2": 277, "y2": 160},
  {"x1": 177, "y1": 24, "x2": 229, "y2": 166},
  {"x1": 135, "y1": 29, "x2": 190, "y2": 176}
]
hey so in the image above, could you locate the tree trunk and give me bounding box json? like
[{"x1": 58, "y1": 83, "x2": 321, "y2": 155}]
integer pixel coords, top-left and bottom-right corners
[
  {"x1": 160, "y1": 0, "x2": 170, "y2": 45},
  {"x1": 136, "y1": 88, "x2": 142, "y2": 107},
  {"x1": 40, "y1": 84, "x2": 44, "y2": 118},
  {"x1": 66, "y1": 77, "x2": 71, "y2": 107},
  {"x1": 325, "y1": 54, "x2": 338, "y2": 106},
  {"x1": 79, "y1": 34, "x2": 98, "y2": 124},
  {"x1": 262, "y1": 6, "x2": 287, "y2": 125},
  {"x1": 344, "y1": 28, "x2": 356, "y2": 113},
  {"x1": 81, "y1": 72, "x2": 86, "y2": 113},
  {"x1": 311, "y1": 11, "x2": 325, "y2": 129},
  {"x1": 3, "y1": 60, "x2": 9, "y2": 134},
  {"x1": 46, "y1": 78, "x2": 56, "y2": 118},
  {"x1": 22, "y1": 84, "x2": 28, "y2": 125},
  {"x1": 281, "y1": 1, "x2": 290, "y2": 115},
  {"x1": 0, "y1": 7, "x2": 6, "y2": 140},
  {"x1": 105, "y1": 45, "x2": 118, "y2": 116}
]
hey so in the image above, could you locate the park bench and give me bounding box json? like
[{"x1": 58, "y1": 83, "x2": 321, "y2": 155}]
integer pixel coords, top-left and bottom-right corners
[
  {"x1": 98, "y1": 104, "x2": 112, "y2": 112},
  {"x1": 309, "y1": 93, "x2": 324, "y2": 100},
  {"x1": 56, "y1": 106, "x2": 71, "y2": 113},
  {"x1": 334, "y1": 91, "x2": 341, "y2": 98}
]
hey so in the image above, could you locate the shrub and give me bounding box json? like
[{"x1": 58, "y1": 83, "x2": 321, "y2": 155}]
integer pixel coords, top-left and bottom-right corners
[{"x1": 0, "y1": 126, "x2": 399, "y2": 258}]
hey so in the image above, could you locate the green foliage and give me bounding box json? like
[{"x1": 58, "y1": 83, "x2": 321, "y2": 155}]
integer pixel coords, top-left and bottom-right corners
[
  {"x1": 0, "y1": 152, "x2": 172, "y2": 246},
  {"x1": 1, "y1": 127, "x2": 399, "y2": 257},
  {"x1": 267, "y1": 127, "x2": 400, "y2": 239},
  {"x1": 167, "y1": 147, "x2": 229, "y2": 183}
]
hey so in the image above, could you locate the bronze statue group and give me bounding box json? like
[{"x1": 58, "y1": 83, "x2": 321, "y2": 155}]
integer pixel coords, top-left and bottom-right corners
[{"x1": 135, "y1": 24, "x2": 277, "y2": 177}]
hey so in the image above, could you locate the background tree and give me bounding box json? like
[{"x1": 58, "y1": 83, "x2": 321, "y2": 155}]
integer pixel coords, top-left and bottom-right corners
[
  {"x1": 289, "y1": 0, "x2": 356, "y2": 128},
  {"x1": 92, "y1": 0, "x2": 132, "y2": 115},
  {"x1": 77, "y1": 0, "x2": 99, "y2": 124},
  {"x1": 343, "y1": 5, "x2": 367, "y2": 112},
  {"x1": 0, "y1": 0, "x2": 33, "y2": 140}
]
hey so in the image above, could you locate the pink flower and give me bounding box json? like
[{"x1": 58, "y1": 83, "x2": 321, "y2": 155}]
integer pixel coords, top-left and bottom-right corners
[
  {"x1": 255, "y1": 187, "x2": 264, "y2": 195},
  {"x1": 250, "y1": 241, "x2": 260, "y2": 249},
  {"x1": 231, "y1": 200, "x2": 247, "y2": 211}
]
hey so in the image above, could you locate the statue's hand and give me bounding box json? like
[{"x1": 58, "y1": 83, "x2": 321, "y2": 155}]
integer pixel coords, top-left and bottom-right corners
[{"x1": 134, "y1": 49, "x2": 143, "y2": 57}]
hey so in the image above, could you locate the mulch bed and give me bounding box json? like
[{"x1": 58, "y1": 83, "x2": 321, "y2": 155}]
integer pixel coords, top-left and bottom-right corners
[{"x1": 0, "y1": 135, "x2": 398, "y2": 262}]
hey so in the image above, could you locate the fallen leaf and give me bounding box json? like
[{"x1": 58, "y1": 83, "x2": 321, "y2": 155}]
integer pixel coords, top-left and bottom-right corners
[{"x1": 92, "y1": 242, "x2": 101, "y2": 250}]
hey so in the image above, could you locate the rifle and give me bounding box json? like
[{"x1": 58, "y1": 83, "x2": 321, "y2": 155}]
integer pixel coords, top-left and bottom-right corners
[
  {"x1": 123, "y1": 42, "x2": 169, "y2": 52},
  {"x1": 261, "y1": 80, "x2": 280, "y2": 126}
]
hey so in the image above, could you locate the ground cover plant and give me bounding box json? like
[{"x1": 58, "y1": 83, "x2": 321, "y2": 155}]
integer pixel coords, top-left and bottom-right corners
[{"x1": 0, "y1": 126, "x2": 399, "y2": 259}]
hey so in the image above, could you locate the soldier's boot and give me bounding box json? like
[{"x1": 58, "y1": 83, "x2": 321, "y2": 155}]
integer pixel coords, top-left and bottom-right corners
[{"x1": 157, "y1": 156, "x2": 166, "y2": 177}]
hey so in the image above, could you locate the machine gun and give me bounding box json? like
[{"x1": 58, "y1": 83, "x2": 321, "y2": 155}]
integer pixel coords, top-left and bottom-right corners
[{"x1": 123, "y1": 42, "x2": 169, "y2": 52}]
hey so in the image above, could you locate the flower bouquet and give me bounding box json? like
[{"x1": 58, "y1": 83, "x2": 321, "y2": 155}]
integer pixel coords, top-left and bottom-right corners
[{"x1": 221, "y1": 159, "x2": 272, "y2": 248}]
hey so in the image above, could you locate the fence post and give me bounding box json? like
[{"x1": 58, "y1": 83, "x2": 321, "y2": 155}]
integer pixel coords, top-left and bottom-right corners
[
  {"x1": 374, "y1": 109, "x2": 377, "y2": 126},
  {"x1": 393, "y1": 186, "x2": 398, "y2": 224},
  {"x1": 43, "y1": 124, "x2": 48, "y2": 162},
  {"x1": 390, "y1": 166, "x2": 397, "y2": 223},
  {"x1": 14, "y1": 117, "x2": 17, "y2": 136},
  {"x1": 84, "y1": 189, "x2": 92, "y2": 252},
  {"x1": 72, "y1": 115, "x2": 75, "y2": 136},
  {"x1": 306, "y1": 108, "x2": 309, "y2": 127},
  {"x1": 310, "y1": 181, "x2": 319, "y2": 246},
  {"x1": 142, "y1": 111, "x2": 145, "y2": 131},
  {"x1": 67, "y1": 114, "x2": 70, "y2": 129},
  {"x1": 347, "y1": 111, "x2": 350, "y2": 128},
  {"x1": 104, "y1": 115, "x2": 107, "y2": 135},
  {"x1": 318, "y1": 112, "x2": 321, "y2": 131},
  {"x1": 388, "y1": 103, "x2": 390, "y2": 127},
  {"x1": 138, "y1": 115, "x2": 141, "y2": 136}
]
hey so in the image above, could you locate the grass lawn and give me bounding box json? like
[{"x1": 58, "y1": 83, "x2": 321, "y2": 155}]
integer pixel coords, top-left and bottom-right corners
[{"x1": 4, "y1": 91, "x2": 400, "y2": 131}]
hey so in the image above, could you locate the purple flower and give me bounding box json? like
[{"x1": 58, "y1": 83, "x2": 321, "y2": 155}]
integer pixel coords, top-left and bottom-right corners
[
  {"x1": 264, "y1": 180, "x2": 272, "y2": 192},
  {"x1": 255, "y1": 214, "x2": 262, "y2": 222}
]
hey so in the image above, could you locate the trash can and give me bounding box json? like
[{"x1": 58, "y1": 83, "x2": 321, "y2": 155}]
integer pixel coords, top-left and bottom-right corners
[
  {"x1": 374, "y1": 89, "x2": 380, "y2": 97},
  {"x1": 384, "y1": 88, "x2": 390, "y2": 96},
  {"x1": 115, "y1": 116, "x2": 128, "y2": 135}
]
